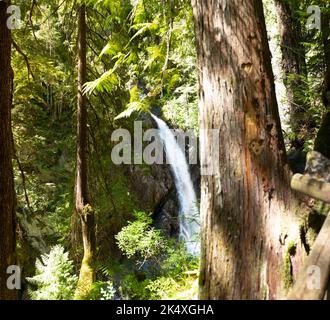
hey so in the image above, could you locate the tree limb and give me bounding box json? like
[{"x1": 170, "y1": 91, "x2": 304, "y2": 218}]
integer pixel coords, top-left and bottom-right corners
[{"x1": 12, "y1": 40, "x2": 35, "y2": 80}]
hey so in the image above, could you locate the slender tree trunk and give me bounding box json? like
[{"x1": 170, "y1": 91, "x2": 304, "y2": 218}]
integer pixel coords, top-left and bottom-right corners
[
  {"x1": 274, "y1": 0, "x2": 311, "y2": 139},
  {"x1": 321, "y1": 7, "x2": 330, "y2": 109},
  {"x1": 74, "y1": 4, "x2": 96, "y2": 299},
  {"x1": 192, "y1": 0, "x2": 304, "y2": 299},
  {"x1": 0, "y1": 0, "x2": 17, "y2": 300},
  {"x1": 314, "y1": 9, "x2": 330, "y2": 160}
]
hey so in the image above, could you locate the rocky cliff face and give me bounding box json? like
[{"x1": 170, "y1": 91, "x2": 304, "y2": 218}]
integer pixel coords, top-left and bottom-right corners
[{"x1": 128, "y1": 161, "x2": 200, "y2": 239}]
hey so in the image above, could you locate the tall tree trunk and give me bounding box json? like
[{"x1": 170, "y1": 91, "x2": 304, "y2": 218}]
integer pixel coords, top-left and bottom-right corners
[
  {"x1": 274, "y1": 0, "x2": 310, "y2": 139},
  {"x1": 74, "y1": 4, "x2": 96, "y2": 299},
  {"x1": 0, "y1": 0, "x2": 17, "y2": 300},
  {"x1": 314, "y1": 9, "x2": 330, "y2": 160},
  {"x1": 321, "y1": 7, "x2": 330, "y2": 109},
  {"x1": 192, "y1": 0, "x2": 304, "y2": 299}
]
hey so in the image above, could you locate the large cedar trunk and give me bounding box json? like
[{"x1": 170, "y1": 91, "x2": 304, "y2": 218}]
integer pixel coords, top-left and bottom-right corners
[
  {"x1": 0, "y1": 0, "x2": 17, "y2": 300},
  {"x1": 192, "y1": 0, "x2": 303, "y2": 299},
  {"x1": 75, "y1": 4, "x2": 96, "y2": 298},
  {"x1": 274, "y1": 0, "x2": 310, "y2": 137}
]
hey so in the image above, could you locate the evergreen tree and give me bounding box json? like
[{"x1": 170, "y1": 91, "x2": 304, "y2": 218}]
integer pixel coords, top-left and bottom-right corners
[
  {"x1": 192, "y1": 0, "x2": 304, "y2": 299},
  {"x1": 0, "y1": 0, "x2": 17, "y2": 300}
]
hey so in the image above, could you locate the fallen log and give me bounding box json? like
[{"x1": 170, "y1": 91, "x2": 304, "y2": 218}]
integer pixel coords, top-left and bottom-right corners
[
  {"x1": 288, "y1": 151, "x2": 330, "y2": 299},
  {"x1": 288, "y1": 211, "x2": 330, "y2": 299},
  {"x1": 291, "y1": 174, "x2": 330, "y2": 203}
]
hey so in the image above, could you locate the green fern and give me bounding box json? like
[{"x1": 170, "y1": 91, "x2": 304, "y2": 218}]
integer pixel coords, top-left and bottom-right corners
[{"x1": 27, "y1": 245, "x2": 77, "y2": 300}]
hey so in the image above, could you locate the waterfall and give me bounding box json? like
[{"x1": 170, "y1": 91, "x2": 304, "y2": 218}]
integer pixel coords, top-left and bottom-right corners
[{"x1": 151, "y1": 114, "x2": 200, "y2": 255}]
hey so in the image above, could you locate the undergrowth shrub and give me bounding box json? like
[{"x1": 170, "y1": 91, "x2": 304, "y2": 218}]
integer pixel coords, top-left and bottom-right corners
[
  {"x1": 114, "y1": 211, "x2": 199, "y2": 300},
  {"x1": 27, "y1": 245, "x2": 77, "y2": 300}
]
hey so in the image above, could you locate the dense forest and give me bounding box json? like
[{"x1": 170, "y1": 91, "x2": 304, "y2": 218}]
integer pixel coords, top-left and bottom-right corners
[{"x1": 0, "y1": 0, "x2": 329, "y2": 301}]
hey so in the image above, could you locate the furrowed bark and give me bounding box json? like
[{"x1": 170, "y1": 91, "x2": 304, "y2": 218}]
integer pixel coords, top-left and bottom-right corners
[
  {"x1": 0, "y1": 0, "x2": 17, "y2": 300},
  {"x1": 192, "y1": 0, "x2": 304, "y2": 299}
]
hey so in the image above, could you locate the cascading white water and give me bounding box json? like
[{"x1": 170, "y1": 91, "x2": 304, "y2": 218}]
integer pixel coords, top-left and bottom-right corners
[{"x1": 151, "y1": 114, "x2": 200, "y2": 255}]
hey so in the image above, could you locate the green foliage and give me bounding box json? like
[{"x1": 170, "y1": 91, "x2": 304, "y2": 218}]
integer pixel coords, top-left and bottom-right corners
[
  {"x1": 120, "y1": 274, "x2": 150, "y2": 300},
  {"x1": 12, "y1": 1, "x2": 77, "y2": 255},
  {"x1": 11, "y1": 0, "x2": 198, "y2": 302},
  {"x1": 83, "y1": 0, "x2": 198, "y2": 131},
  {"x1": 115, "y1": 211, "x2": 166, "y2": 262},
  {"x1": 145, "y1": 244, "x2": 199, "y2": 300},
  {"x1": 163, "y1": 83, "x2": 198, "y2": 134},
  {"x1": 115, "y1": 211, "x2": 199, "y2": 300},
  {"x1": 27, "y1": 245, "x2": 77, "y2": 300},
  {"x1": 88, "y1": 281, "x2": 116, "y2": 300},
  {"x1": 146, "y1": 273, "x2": 198, "y2": 300},
  {"x1": 116, "y1": 244, "x2": 199, "y2": 300},
  {"x1": 13, "y1": 98, "x2": 75, "y2": 247},
  {"x1": 264, "y1": 0, "x2": 329, "y2": 149},
  {"x1": 161, "y1": 242, "x2": 199, "y2": 277}
]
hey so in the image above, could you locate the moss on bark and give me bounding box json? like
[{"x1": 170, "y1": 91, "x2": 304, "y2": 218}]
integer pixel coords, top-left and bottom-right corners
[{"x1": 74, "y1": 250, "x2": 94, "y2": 299}]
